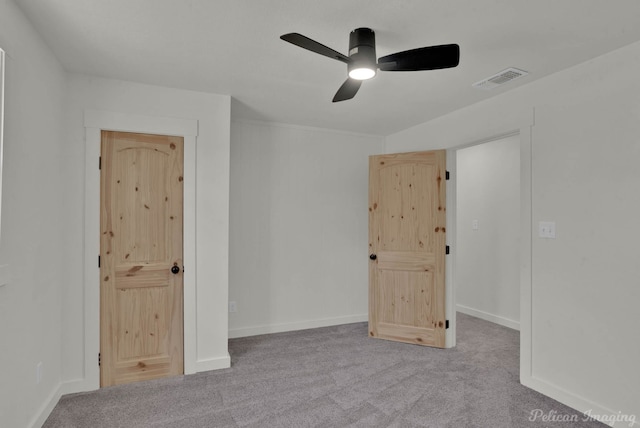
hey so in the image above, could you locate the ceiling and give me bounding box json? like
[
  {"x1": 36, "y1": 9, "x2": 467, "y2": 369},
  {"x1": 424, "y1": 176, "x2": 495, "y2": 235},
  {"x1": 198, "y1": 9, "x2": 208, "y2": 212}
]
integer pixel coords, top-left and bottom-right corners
[{"x1": 14, "y1": 0, "x2": 640, "y2": 136}]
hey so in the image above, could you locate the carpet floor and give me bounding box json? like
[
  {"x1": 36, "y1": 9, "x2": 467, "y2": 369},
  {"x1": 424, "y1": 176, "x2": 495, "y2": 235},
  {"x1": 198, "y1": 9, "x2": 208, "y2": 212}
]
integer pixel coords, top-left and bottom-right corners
[{"x1": 43, "y1": 313, "x2": 606, "y2": 427}]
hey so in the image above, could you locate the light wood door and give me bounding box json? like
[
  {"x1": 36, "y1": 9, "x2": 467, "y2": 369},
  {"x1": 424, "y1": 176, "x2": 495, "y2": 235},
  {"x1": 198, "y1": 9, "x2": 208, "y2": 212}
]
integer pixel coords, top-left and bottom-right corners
[
  {"x1": 100, "y1": 131, "x2": 184, "y2": 386},
  {"x1": 368, "y1": 150, "x2": 447, "y2": 347}
]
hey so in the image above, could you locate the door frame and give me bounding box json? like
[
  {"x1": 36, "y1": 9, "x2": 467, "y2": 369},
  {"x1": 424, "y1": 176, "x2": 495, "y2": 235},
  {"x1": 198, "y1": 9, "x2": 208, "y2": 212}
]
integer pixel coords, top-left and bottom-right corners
[
  {"x1": 442, "y1": 117, "x2": 533, "y2": 385},
  {"x1": 83, "y1": 109, "x2": 198, "y2": 390}
]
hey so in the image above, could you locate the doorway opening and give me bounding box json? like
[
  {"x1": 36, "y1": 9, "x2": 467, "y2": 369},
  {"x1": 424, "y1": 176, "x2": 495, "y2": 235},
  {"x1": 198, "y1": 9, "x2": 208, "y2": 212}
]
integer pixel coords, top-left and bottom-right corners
[
  {"x1": 454, "y1": 134, "x2": 521, "y2": 331},
  {"x1": 444, "y1": 128, "x2": 532, "y2": 363}
]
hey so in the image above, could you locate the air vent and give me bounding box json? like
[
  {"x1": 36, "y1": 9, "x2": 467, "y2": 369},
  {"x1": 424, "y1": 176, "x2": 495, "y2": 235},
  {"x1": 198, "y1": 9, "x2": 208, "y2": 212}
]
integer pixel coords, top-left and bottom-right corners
[{"x1": 472, "y1": 67, "x2": 529, "y2": 90}]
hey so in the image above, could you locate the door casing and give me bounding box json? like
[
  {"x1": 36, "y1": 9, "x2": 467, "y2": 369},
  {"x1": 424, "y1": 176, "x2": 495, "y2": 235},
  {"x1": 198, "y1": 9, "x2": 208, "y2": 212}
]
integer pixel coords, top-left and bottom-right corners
[
  {"x1": 81, "y1": 110, "x2": 198, "y2": 391},
  {"x1": 443, "y1": 128, "x2": 532, "y2": 356}
]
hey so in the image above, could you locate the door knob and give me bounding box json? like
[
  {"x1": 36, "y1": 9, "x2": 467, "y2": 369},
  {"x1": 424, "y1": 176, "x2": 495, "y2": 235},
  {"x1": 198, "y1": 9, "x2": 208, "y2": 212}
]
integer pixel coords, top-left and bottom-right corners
[
  {"x1": 369, "y1": 254, "x2": 377, "y2": 260},
  {"x1": 171, "y1": 265, "x2": 180, "y2": 274}
]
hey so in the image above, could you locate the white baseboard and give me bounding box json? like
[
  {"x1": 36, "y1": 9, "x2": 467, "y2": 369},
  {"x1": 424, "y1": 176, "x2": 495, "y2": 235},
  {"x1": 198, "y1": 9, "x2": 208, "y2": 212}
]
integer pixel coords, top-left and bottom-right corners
[
  {"x1": 60, "y1": 378, "x2": 98, "y2": 395},
  {"x1": 195, "y1": 353, "x2": 231, "y2": 372},
  {"x1": 229, "y1": 314, "x2": 368, "y2": 339},
  {"x1": 26, "y1": 355, "x2": 232, "y2": 428},
  {"x1": 28, "y1": 378, "x2": 99, "y2": 428},
  {"x1": 522, "y1": 375, "x2": 638, "y2": 427},
  {"x1": 456, "y1": 304, "x2": 520, "y2": 331},
  {"x1": 28, "y1": 383, "x2": 63, "y2": 428}
]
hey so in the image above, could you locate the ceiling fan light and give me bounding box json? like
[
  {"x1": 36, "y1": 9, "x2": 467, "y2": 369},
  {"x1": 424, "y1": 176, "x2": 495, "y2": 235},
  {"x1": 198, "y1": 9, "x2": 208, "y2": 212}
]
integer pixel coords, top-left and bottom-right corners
[{"x1": 349, "y1": 67, "x2": 376, "y2": 80}]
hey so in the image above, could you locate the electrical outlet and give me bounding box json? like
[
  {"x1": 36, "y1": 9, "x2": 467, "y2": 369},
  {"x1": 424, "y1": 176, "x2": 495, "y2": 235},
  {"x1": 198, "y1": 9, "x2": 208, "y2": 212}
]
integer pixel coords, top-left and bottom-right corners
[
  {"x1": 228, "y1": 301, "x2": 237, "y2": 313},
  {"x1": 36, "y1": 362, "x2": 43, "y2": 384}
]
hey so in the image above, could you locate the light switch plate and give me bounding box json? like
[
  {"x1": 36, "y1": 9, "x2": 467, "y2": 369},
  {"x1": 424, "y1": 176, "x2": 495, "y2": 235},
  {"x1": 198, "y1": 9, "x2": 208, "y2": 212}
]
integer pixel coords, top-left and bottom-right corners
[
  {"x1": 472, "y1": 219, "x2": 479, "y2": 230},
  {"x1": 538, "y1": 221, "x2": 556, "y2": 239}
]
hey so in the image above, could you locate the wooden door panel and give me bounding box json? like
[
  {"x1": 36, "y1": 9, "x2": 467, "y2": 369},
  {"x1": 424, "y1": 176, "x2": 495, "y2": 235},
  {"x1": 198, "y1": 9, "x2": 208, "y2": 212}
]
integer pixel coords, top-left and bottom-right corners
[
  {"x1": 113, "y1": 356, "x2": 171, "y2": 386},
  {"x1": 378, "y1": 270, "x2": 434, "y2": 327},
  {"x1": 378, "y1": 163, "x2": 436, "y2": 253},
  {"x1": 369, "y1": 150, "x2": 446, "y2": 348},
  {"x1": 376, "y1": 322, "x2": 438, "y2": 345},
  {"x1": 113, "y1": 144, "x2": 173, "y2": 263},
  {"x1": 115, "y1": 287, "x2": 170, "y2": 359},
  {"x1": 115, "y1": 264, "x2": 172, "y2": 289},
  {"x1": 101, "y1": 131, "x2": 184, "y2": 387},
  {"x1": 376, "y1": 251, "x2": 435, "y2": 271}
]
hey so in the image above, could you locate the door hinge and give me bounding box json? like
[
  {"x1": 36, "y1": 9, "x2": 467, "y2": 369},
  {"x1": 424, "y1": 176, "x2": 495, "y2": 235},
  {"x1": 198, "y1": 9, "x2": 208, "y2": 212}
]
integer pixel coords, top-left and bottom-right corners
[
  {"x1": 446, "y1": 320, "x2": 449, "y2": 329},
  {"x1": 446, "y1": 245, "x2": 450, "y2": 255},
  {"x1": 98, "y1": 352, "x2": 101, "y2": 367},
  {"x1": 98, "y1": 255, "x2": 101, "y2": 268},
  {"x1": 445, "y1": 170, "x2": 450, "y2": 180},
  {"x1": 99, "y1": 156, "x2": 102, "y2": 170}
]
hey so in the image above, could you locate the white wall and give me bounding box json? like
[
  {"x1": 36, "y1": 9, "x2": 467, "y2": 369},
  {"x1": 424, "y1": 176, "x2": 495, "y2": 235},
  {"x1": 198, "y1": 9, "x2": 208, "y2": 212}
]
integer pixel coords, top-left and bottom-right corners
[
  {"x1": 386, "y1": 40, "x2": 640, "y2": 425},
  {"x1": 62, "y1": 76, "x2": 231, "y2": 385},
  {"x1": 0, "y1": 1, "x2": 67, "y2": 427},
  {"x1": 229, "y1": 120, "x2": 384, "y2": 337},
  {"x1": 456, "y1": 135, "x2": 520, "y2": 329}
]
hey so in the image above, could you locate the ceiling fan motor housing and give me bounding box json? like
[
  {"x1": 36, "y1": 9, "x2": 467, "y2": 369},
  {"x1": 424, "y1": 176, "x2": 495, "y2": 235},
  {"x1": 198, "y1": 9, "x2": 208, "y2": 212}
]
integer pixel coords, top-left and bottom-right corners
[{"x1": 348, "y1": 28, "x2": 377, "y2": 76}]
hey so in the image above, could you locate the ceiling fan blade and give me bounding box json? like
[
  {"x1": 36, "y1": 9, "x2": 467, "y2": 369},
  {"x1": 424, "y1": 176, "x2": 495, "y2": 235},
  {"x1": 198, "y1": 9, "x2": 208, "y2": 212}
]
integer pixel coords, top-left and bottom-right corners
[
  {"x1": 280, "y1": 33, "x2": 350, "y2": 64},
  {"x1": 332, "y1": 78, "x2": 362, "y2": 102},
  {"x1": 378, "y1": 44, "x2": 460, "y2": 71}
]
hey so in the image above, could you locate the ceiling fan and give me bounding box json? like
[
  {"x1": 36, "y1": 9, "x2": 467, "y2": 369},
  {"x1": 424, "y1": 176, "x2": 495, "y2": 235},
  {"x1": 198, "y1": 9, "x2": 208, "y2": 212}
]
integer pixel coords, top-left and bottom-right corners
[{"x1": 280, "y1": 28, "x2": 460, "y2": 102}]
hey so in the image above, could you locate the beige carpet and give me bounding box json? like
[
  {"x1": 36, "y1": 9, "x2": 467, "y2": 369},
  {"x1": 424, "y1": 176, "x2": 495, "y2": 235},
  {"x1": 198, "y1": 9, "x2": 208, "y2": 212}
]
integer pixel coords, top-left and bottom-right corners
[{"x1": 43, "y1": 313, "x2": 606, "y2": 427}]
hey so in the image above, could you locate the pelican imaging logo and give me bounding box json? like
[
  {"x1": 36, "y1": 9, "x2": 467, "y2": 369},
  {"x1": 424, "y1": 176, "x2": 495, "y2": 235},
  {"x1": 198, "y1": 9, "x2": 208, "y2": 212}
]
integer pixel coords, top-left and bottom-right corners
[{"x1": 529, "y1": 409, "x2": 636, "y2": 426}]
